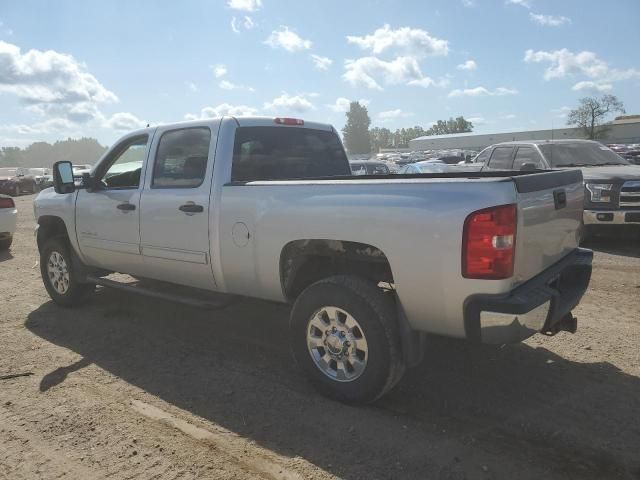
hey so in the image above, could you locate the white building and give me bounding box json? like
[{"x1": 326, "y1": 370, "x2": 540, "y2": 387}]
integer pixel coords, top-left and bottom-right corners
[{"x1": 408, "y1": 117, "x2": 640, "y2": 152}]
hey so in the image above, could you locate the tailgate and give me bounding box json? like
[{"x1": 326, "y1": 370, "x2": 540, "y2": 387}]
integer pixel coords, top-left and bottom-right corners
[{"x1": 512, "y1": 170, "x2": 584, "y2": 285}]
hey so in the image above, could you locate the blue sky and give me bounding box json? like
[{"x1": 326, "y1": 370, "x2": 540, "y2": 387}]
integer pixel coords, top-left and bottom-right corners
[{"x1": 0, "y1": 0, "x2": 639, "y2": 147}]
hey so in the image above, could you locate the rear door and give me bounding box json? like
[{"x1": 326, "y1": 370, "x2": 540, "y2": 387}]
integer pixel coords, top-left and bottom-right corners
[{"x1": 138, "y1": 122, "x2": 220, "y2": 290}]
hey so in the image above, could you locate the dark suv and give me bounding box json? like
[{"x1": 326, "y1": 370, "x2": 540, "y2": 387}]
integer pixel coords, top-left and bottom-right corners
[{"x1": 473, "y1": 140, "x2": 640, "y2": 234}]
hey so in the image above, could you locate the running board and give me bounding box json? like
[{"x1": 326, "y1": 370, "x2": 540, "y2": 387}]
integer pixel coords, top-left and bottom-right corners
[{"x1": 86, "y1": 275, "x2": 236, "y2": 310}]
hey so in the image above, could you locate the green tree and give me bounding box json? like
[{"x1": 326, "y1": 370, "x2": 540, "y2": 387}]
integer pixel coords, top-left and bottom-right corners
[
  {"x1": 370, "y1": 127, "x2": 392, "y2": 152},
  {"x1": 342, "y1": 101, "x2": 372, "y2": 154},
  {"x1": 567, "y1": 94, "x2": 625, "y2": 139},
  {"x1": 0, "y1": 138, "x2": 107, "y2": 168},
  {"x1": 425, "y1": 116, "x2": 474, "y2": 135}
]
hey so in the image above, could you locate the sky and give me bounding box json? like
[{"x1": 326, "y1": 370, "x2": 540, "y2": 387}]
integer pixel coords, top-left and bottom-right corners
[{"x1": 0, "y1": 0, "x2": 639, "y2": 147}]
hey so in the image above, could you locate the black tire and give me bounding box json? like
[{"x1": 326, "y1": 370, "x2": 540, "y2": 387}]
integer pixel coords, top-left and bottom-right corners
[
  {"x1": 0, "y1": 235, "x2": 12, "y2": 250},
  {"x1": 290, "y1": 275, "x2": 405, "y2": 404},
  {"x1": 40, "y1": 237, "x2": 94, "y2": 306}
]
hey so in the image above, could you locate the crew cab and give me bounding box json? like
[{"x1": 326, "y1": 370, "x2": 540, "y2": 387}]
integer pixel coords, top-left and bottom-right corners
[
  {"x1": 475, "y1": 140, "x2": 640, "y2": 234},
  {"x1": 34, "y1": 117, "x2": 592, "y2": 403}
]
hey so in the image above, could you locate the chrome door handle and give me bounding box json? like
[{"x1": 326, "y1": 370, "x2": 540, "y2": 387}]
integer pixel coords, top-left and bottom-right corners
[{"x1": 117, "y1": 203, "x2": 136, "y2": 211}]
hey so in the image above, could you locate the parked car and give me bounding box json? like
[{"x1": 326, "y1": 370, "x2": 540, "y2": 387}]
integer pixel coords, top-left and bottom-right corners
[
  {"x1": 72, "y1": 164, "x2": 93, "y2": 178},
  {"x1": 29, "y1": 168, "x2": 53, "y2": 190},
  {"x1": 0, "y1": 194, "x2": 17, "y2": 250},
  {"x1": 398, "y1": 159, "x2": 450, "y2": 174},
  {"x1": 0, "y1": 167, "x2": 38, "y2": 196},
  {"x1": 475, "y1": 140, "x2": 640, "y2": 234},
  {"x1": 35, "y1": 116, "x2": 591, "y2": 404},
  {"x1": 350, "y1": 161, "x2": 391, "y2": 175}
]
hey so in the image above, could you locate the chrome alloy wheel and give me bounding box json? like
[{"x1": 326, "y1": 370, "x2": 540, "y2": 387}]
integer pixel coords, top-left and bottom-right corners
[
  {"x1": 47, "y1": 251, "x2": 70, "y2": 295},
  {"x1": 306, "y1": 306, "x2": 369, "y2": 382}
]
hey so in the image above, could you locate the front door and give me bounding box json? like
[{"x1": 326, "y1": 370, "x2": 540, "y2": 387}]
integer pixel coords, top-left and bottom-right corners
[
  {"x1": 75, "y1": 133, "x2": 151, "y2": 275},
  {"x1": 139, "y1": 124, "x2": 218, "y2": 290}
]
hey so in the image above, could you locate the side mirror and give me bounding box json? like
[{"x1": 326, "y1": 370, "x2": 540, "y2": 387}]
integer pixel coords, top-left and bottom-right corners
[
  {"x1": 53, "y1": 161, "x2": 75, "y2": 194},
  {"x1": 520, "y1": 162, "x2": 537, "y2": 171}
]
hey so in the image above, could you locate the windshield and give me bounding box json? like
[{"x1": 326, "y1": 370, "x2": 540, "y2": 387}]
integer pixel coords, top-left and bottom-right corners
[{"x1": 540, "y1": 143, "x2": 629, "y2": 167}]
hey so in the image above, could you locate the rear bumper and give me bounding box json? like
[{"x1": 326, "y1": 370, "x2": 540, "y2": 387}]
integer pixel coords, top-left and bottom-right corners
[
  {"x1": 463, "y1": 248, "x2": 593, "y2": 344},
  {"x1": 584, "y1": 209, "x2": 640, "y2": 225}
]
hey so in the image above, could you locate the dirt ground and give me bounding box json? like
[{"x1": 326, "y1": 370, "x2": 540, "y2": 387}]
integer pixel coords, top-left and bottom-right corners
[{"x1": 1, "y1": 194, "x2": 639, "y2": 480}]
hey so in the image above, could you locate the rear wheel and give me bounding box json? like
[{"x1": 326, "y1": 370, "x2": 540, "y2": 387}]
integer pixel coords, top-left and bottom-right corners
[
  {"x1": 0, "y1": 235, "x2": 12, "y2": 250},
  {"x1": 290, "y1": 275, "x2": 405, "y2": 404},
  {"x1": 40, "y1": 237, "x2": 94, "y2": 306}
]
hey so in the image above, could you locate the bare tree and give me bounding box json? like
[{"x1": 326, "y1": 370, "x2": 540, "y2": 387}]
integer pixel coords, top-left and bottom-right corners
[{"x1": 567, "y1": 95, "x2": 625, "y2": 139}]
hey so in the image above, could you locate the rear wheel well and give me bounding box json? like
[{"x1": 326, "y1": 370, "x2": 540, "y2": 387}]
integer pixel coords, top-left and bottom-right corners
[
  {"x1": 280, "y1": 240, "x2": 394, "y2": 301},
  {"x1": 37, "y1": 216, "x2": 69, "y2": 252}
]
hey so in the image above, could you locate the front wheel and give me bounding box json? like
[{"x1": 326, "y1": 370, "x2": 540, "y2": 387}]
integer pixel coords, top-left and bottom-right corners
[
  {"x1": 290, "y1": 275, "x2": 405, "y2": 404},
  {"x1": 40, "y1": 237, "x2": 94, "y2": 306}
]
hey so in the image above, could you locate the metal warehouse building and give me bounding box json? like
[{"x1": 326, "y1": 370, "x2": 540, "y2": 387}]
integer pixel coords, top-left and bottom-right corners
[{"x1": 408, "y1": 117, "x2": 640, "y2": 152}]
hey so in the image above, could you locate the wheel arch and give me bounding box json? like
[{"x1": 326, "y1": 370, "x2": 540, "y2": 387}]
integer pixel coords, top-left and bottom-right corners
[
  {"x1": 37, "y1": 215, "x2": 70, "y2": 252},
  {"x1": 279, "y1": 239, "x2": 394, "y2": 302}
]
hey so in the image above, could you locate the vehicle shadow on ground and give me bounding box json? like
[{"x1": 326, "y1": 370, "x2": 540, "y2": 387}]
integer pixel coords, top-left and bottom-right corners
[
  {"x1": 26, "y1": 290, "x2": 640, "y2": 480},
  {"x1": 582, "y1": 234, "x2": 640, "y2": 258},
  {"x1": 0, "y1": 249, "x2": 14, "y2": 262}
]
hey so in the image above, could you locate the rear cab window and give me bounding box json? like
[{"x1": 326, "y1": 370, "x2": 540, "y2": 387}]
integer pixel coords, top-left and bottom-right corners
[
  {"x1": 152, "y1": 127, "x2": 211, "y2": 188},
  {"x1": 231, "y1": 127, "x2": 350, "y2": 182}
]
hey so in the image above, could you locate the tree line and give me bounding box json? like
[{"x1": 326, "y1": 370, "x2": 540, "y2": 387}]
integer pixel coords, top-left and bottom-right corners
[
  {"x1": 342, "y1": 102, "x2": 474, "y2": 154},
  {"x1": 342, "y1": 94, "x2": 627, "y2": 155},
  {"x1": 0, "y1": 138, "x2": 107, "y2": 169}
]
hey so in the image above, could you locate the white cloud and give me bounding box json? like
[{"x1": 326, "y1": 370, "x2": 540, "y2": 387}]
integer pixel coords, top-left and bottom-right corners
[
  {"x1": 343, "y1": 56, "x2": 446, "y2": 90},
  {"x1": 243, "y1": 16, "x2": 255, "y2": 29},
  {"x1": 529, "y1": 13, "x2": 571, "y2": 26},
  {"x1": 265, "y1": 27, "x2": 312, "y2": 53},
  {"x1": 552, "y1": 106, "x2": 572, "y2": 118},
  {"x1": 264, "y1": 93, "x2": 315, "y2": 113},
  {"x1": 219, "y1": 79, "x2": 255, "y2": 92},
  {"x1": 524, "y1": 48, "x2": 640, "y2": 90},
  {"x1": 572, "y1": 81, "x2": 613, "y2": 92},
  {"x1": 212, "y1": 64, "x2": 227, "y2": 78},
  {"x1": 346, "y1": 24, "x2": 448, "y2": 58},
  {"x1": 461, "y1": 0, "x2": 476, "y2": 7},
  {"x1": 448, "y1": 86, "x2": 518, "y2": 97},
  {"x1": 377, "y1": 109, "x2": 412, "y2": 121},
  {"x1": 2, "y1": 117, "x2": 74, "y2": 135},
  {"x1": 310, "y1": 54, "x2": 333, "y2": 71},
  {"x1": 326, "y1": 97, "x2": 370, "y2": 113},
  {"x1": 231, "y1": 15, "x2": 255, "y2": 33},
  {"x1": 185, "y1": 103, "x2": 259, "y2": 120},
  {"x1": 103, "y1": 112, "x2": 147, "y2": 131},
  {"x1": 227, "y1": 0, "x2": 261, "y2": 12},
  {"x1": 505, "y1": 0, "x2": 531, "y2": 9},
  {"x1": 502, "y1": 113, "x2": 517, "y2": 120},
  {"x1": 0, "y1": 40, "x2": 117, "y2": 119},
  {"x1": 467, "y1": 116, "x2": 487, "y2": 125},
  {"x1": 524, "y1": 48, "x2": 608, "y2": 80},
  {"x1": 185, "y1": 81, "x2": 198, "y2": 92},
  {"x1": 457, "y1": 60, "x2": 477, "y2": 71}
]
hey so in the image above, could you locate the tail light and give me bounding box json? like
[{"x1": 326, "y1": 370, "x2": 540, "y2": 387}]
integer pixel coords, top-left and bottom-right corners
[
  {"x1": 462, "y1": 204, "x2": 517, "y2": 279},
  {"x1": 274, "y1": 117, "x2": 304, "y2": 126},
  {"x1": 0, "y1": 197, "x2": 15, "y2": 209}
]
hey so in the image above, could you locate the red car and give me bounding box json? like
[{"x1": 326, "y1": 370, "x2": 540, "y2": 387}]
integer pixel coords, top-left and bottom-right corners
[{"x1": 0, "y1": 167, "x2": 38, "y2": 196}]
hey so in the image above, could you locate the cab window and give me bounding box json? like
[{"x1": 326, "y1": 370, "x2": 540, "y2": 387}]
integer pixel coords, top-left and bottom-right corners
[
  {"x1": 101, "y1": 135, "x2": 148, "y2": 189},
  {"x1": 152, "y1": 128, "x2": 211, "y2": 188},
  {"x1": 513, "y1": 147, "x2": 545, "y2": 170},
  {"x1": 487, "y1": 147, "x2": 514, "y2": 170}
]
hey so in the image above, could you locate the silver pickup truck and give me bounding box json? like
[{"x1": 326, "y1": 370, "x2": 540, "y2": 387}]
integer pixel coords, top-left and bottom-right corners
[{"x1": 34, "y1": 117, "x2": 592, "y2": 403}]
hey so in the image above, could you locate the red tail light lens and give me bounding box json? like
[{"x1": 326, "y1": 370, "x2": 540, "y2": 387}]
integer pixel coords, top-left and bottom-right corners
[
  {"x1": 0, "y1": 197, "x2": 15, "y2": 209},
  {"x1": 462, "y1": 204, "x2": 517, "y2": 279},
  {"x1": 274, "y1": 117, "x2": 304, "y2": 126}
]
